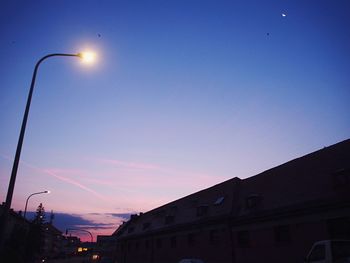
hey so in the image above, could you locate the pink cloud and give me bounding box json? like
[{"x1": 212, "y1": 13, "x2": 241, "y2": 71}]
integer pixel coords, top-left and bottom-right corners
[
  {"x1": 83, "y1": 178, "x2": 117, "y2": 186},
  {"x1": 43, "y1": 169, "x2": 108, "y2": 202},
  {"x1": 0, "y1": 154, "x2": 109, "y2": 202},
  {"x1": 92, "y1": 158, "x2": 224, "y2": 210},
  {"x1": 99, "y1": 159, "x2": 220, "y2": 189},
  {"x1": 1, "y1": 153, "x2": 227, "y2": 219},
  {"x1": 42, "y1": 168, "x2": 85, "y2": 176}
]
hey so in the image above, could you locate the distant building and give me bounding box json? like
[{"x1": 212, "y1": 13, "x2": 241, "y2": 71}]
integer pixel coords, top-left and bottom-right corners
[
  {"x1": 113, "y1": 139, "x2": 350, "y2": 263},
  {"x1": 0, "y1": 205, "x2": 68, "y2": 261},
  {"x1": 63, "y1": 235, "x2": 81, "y2": 256},
  {"x1": 42, "y1": 222, "x2": 64, "y2": 259}
]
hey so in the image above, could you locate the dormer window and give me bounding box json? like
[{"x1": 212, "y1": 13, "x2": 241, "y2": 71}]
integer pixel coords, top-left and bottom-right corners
[
  {"x1": 154, "y1": 209, "x2": 166, "y2": 218},
  {"x1": 214, "y1": 196, "x2": 225, "y2": 205},
  {"x1": 332, "y1": 168, "x2": 350, "y2": 190},
  {"x1": 245, "y1": 194, "x2": 262, "y2": 209}
]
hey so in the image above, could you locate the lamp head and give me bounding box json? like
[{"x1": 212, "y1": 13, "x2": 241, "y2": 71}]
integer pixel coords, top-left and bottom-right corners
[
  {"x1": 77, "y1": 51, "x2": 96, "y2": 64},
  {"x1": 45, "y1": 190, "x2": 50, "y2": 194}
]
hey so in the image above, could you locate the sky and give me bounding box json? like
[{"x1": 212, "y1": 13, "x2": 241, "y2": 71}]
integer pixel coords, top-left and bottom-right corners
[{"x1": 0, "y1": 0, "x2": 349, "y2": 241}]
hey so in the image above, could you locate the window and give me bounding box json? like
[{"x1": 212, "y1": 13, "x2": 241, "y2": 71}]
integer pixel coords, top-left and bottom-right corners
[
  {"x1": 308, "y1": 244, "x2": 325, "y2": 262},
  {"x1": 154, "y1": 209, "x2": 166, "y2": 218},
  {"x1": 170, "y1": 236, "x2": 177, "y2": 248},
  {"x1": 214, "y1": 196, "x2": 225, "y2": 205},
  {"x1": 210, "y1": 229, "x2": 221, "y2": 245},
  {"x1": 237, "y1": 230, "x2": 250, "y2": 248},
  {"x1": 333, "y1": 168, "x2": 350, "y2": 190},
  {"x1": 274, "y1": 225, "x2": 291, "y2": 244},
  {"x1": 188, "y1": 233, "x2": 196, "y2": 247},
  {"x1": 197, "y1": 205, "x2": 209, "y2": 216},
  {"x1": 245, "y1": 194, "x2": 262, "y2": 209},
  {"x1": 156, "y1": 238, "x2": 162, "y2": 248}
]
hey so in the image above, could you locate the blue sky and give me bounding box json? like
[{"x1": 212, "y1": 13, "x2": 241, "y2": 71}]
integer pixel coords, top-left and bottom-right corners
[{"x1": 0, "y1": 0, "x2": 349, "y2": 240}]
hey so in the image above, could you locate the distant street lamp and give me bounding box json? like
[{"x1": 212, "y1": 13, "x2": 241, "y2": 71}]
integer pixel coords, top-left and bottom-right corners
[
  {"x1": 66, "y1": 228, "x2": 94, "y2": 243},
  {"x1": 0, "y1": 51, "x2": 96, "y2": 251},
  {"x1": 24, "y1": 190, "x2": 50, "y2": 219}
]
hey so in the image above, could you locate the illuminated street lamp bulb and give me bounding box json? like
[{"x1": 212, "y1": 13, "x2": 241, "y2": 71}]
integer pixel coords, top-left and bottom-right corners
[
  {"x1": 78, "y1": 51, "x2": 96, "y2": 64},
  {"x1": 45, "y1": 190, "x2": 50, "y2": 194}
]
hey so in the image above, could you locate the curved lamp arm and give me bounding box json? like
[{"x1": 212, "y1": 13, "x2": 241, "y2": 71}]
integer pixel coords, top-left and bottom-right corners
[
  {"x1": 5, "y1": 53, "x2": 80, "y2": 211},
  {"x1": 23, "y1": 190, "x2": 50, "y2": 219},
  {"x1": 66, "y1": 228, "x2": 94, "y2": 243}
]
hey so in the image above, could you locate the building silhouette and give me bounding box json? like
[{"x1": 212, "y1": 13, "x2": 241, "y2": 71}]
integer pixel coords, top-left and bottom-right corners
[{"x1": 113, "y1": 139, "x2": 350, "y2": 263}]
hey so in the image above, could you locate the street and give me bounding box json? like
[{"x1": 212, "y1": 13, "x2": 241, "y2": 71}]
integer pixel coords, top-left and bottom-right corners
[{"x1": 46, "y1": 256, "x2": 90, "y2": 263}]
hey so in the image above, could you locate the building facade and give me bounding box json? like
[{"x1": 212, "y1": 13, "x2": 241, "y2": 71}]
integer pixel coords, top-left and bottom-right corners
[
  {"x1": 0, "y1": 205, "x2": 31, "y2": 262},
  {"x1": 96, "y1": 235, "x2": 118, "y2": 258},
  {"x1": 113, "y1": 139, "x2": 350, "y2": 263},
  {"x1": 42, "y1": 222, "x2": 64, "y2": 259}
]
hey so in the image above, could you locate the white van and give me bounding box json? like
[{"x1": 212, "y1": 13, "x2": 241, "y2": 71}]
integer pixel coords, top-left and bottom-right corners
[{"x1": 305, "y1": 240, "x2": 350, "y2": 263}]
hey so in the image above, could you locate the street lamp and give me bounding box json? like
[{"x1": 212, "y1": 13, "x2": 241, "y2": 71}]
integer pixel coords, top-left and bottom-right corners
[
  {"x1": 0, "y1": 51, "x2": 95, "y2": 250},
  {"x1": 79, "y1": 51, "x2": 96, "y2": 64},
  {"x1": 66, "y1": 228, "x2": 94, "y2": 243},
  {"x1": 24, "y1": 190, "x2": 50, "y2": 219}
]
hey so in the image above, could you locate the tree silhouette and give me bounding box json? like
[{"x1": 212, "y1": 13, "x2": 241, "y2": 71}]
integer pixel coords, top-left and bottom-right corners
[
  {"x1": 32, "y1": 203, "x2": 45, "y2": 225},
  {"x1": 25, "y1": 203, "x2": 46, "y2": 261}
]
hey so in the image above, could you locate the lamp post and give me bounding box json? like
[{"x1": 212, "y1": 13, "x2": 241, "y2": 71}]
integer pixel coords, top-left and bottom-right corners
[
  {"x1": 66, "y1": 228, "x2": 94, "y2": 243},
  {"x1": 24, "y1": 190, "x2": 50, "y2": 219},
  {"x1": 0, "y1": 51, "x2": 95, "y2": 251}
]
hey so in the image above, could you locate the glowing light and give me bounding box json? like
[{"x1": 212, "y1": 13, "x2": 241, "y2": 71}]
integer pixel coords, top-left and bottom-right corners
[
  {"x1": 78, "y1": 51, "x2": 96, "y2": 64},
  {"x1": 45, "y1": 190, "x2": 50, "y2": 194},
  {"x1": 281, "y1": 13, "x2": 287, "y2": 17}
]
